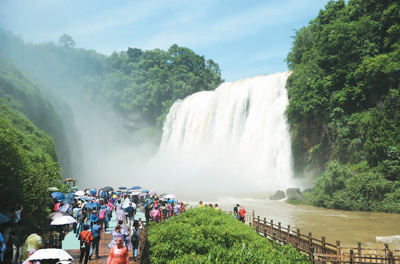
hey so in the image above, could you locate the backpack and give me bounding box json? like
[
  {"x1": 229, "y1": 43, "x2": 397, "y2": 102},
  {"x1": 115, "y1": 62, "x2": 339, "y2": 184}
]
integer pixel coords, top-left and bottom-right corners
[
  {"x1": 99, "y1": 209, "x2": 106, "y2": 220},
  {"x1": 80, "y1": 232, "x2": 90, "y2": 249},
  {"x1": 131, "y1": 230, "x2": 139, "y2": 246}
]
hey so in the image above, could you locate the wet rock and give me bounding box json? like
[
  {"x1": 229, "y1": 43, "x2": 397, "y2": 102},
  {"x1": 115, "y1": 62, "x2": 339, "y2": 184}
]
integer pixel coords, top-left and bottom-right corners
[
  {"x1": 270, "y1": 190, "x2": 286, "y2": 200},
  {"x1": 286, "y1": 188, "x2": 303, "y2": 201}
]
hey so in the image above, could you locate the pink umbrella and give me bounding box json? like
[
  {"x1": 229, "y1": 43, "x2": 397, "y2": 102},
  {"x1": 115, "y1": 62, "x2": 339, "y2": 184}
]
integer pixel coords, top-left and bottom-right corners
[
  {"x1": 149, "y1": 189, "x2": 157, "y2": 196},
  {"x1": 164, "y1": 194, "x2": 176, "y2": 199}
]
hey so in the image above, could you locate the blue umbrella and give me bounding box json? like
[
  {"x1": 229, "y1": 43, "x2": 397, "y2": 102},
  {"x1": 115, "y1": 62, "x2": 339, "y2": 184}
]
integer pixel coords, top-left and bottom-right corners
[
  {"x1": 129, "y1": 186, "x2": 142, "y2": 190},
  {"x1": 0, "y1": 213, "x2": 10, "y2": 224},
  {"x1": 141, "y1": 189, "x2": 149, "y2": 193},
  {"x1": 143, "y1": 199, "x2": 154, "y2": 208},
  {"x1": 51, "y1": 192, "x2": 65, "y2": 201},
  {"x1": 64, "y1": 193, "x2": 75, "y2": 203},
  {"x1": 118, "y1": 186, "x2": 127, "y2": 190},
  {"x1": 89, "y1": 190, "x2": 97, "y2": 196},
  {"x1": 168, "y1": 199, "x2": 176, "y2": 204},
  {"x1": 84, "y1": 202, "x2": 100, "y2": 209}
]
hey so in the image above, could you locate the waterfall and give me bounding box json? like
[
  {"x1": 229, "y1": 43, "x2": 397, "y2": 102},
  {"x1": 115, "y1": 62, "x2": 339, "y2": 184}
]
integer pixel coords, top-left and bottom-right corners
[{"x1": 158, "y1": 72, "x2": 293, "y2": 197}]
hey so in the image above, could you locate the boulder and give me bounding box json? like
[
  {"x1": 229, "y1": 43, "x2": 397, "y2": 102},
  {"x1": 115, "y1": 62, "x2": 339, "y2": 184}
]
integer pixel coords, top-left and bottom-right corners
[
  {"x1": 270, "y1": 190, "x2": 286, "y2": 200},
  {"x1": 286, "y1": 188, "x2": 303, "y2": 201}
]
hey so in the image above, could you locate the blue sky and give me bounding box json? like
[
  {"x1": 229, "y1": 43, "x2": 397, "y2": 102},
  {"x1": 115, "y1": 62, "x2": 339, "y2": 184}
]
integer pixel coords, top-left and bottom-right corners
[{"x1": 0, "y1": 0, "x2": 329, "y2": 82}]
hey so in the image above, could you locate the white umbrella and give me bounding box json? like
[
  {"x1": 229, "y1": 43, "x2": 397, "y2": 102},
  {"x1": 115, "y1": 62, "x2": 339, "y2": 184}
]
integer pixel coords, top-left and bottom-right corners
[
  {"x1": 27, "y1": 248, "x2": 73, "y2": 261},
  {"x1": 130, "y1": 191, "x2": 140, "y2": 195},
  {"x1": 50, "y1": 215, "x2": 76, "y2": 225},
  {"x1": 149, "y1": 189, "x2": 157, "y2": 196},
  {"x1": 122, "y1": 199, "x2": 131, "y2": 209},
  {"x1": 47, "y1": 212, "x2": 70, "y2": 220},
  {"x1": 75, "y1": 190, "x2": 85, "y2": 197},
  {"x1": 164, "y1": 194, "x2": 176, "y2": 199}
]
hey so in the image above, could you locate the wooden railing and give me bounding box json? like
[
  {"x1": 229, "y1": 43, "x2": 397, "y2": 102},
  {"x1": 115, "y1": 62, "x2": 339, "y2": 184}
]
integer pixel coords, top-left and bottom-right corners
[{"x1": 252, "y1": 214, "x2": 400, "y2": 264}]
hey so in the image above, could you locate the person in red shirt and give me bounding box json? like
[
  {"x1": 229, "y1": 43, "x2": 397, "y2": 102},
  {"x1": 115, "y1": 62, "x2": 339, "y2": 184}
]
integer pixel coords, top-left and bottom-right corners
[
  {"x1": 107, "y1": 237, "x2": 129, "y2": 264},
  {"x1": 238, "y1": 206, "x2": 246, "y2": 223},
  {"x1": 78, "y1": 224, "x2": 93, "y2": 264}
]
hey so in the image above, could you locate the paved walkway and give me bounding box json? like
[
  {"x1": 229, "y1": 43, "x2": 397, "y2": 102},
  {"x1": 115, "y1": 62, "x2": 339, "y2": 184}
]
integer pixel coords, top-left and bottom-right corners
[{"x1": 64, "y1": 210, "x2": 145, "y2": 263}]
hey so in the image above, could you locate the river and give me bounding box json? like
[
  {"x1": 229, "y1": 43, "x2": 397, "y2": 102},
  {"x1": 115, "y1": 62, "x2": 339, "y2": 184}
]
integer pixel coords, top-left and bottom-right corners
[{"x1": 184, "y1": 197, "x2": 400, "y2": 250}]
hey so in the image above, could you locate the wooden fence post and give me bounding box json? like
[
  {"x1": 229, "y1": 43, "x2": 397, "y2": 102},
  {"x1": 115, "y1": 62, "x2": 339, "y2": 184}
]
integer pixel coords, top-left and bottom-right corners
[
  {"x1": 264, "y1": 228, "x2": 267, "y2": 239},
  {"x1": 336, "y1": 241, "x2": 341, "y2": 255},
  {"x1": 308, "y1": 232, "x2": 313, "y2": 253},
  {"x1": 350, "y1": 249, "x2": 354, "y2": 264},
  {"x1": 322, "y1": 236, "x2": 326, "y2": 254},
  {"x1": 389, "y1": 251, "x2": 394, "y2": 264},
  {"x1": 287, "y1": 225, "x2": 291, "y2": 244},
  {"x1": 263, "y1": 217, "x2": 267, "y2": 235},
  {"x1": 297, "y1": 229, "x2": 301, "y2": 250},
  {"x1": 278, "y1": 222, "x2": 281, "y2": 240},
  {"x1": 270, "y1": 219, "x2": 274, "y2": 235},
  {"x1": 309, "y1": 246, "x2": 314, "y2": 263},
  {"x1": 357, "y1": 242, "x2": 361, "y2": 262}
]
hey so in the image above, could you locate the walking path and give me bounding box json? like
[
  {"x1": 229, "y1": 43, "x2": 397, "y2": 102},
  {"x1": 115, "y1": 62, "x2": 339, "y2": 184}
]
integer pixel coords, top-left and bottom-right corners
[{"x1": 63, "y1": 210, "x2": 145, "y2": 263}]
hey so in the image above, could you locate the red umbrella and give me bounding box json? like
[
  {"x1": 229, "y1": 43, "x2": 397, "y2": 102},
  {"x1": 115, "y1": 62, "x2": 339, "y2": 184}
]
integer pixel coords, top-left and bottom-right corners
[{"x1": 53, "y1": 203, "x2": 61, "y2": 212}]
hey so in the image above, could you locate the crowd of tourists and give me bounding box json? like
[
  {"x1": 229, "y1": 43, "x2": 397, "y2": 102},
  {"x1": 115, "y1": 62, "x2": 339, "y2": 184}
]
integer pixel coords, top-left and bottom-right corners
[{"x1": 0, "y1": 187, "x2": 248, "y2": 264}]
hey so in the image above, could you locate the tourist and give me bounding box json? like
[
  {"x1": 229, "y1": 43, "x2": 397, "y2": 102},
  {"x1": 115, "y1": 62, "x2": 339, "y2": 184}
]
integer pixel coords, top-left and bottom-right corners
[
  {"x1": 22, "y1": 230, "x2": 43, "y2": 260},
  {"x1": 10, "y1": 220, "x2": 28, "y2": 264},
  {"x1": 0, "y1": 231, "x2": 5, "y2": 263},
  {"x1": 89, "y1": 220, "x2": 101, "y2": 260},
  {"x1": 239, "y1": 206, "x2": 246, "y2": 223},
  {"x1": 78, "y1": 224, "x2": 93, "y2": 264},
  {"x1": 108, "y1": 225, "x2": 132, "y2": 251},
  {"x1": 199, "y1": 201, "x2": 203, "y2": 208},
  {"x1": 215, "y1": 204, "x2": 221, "y2": 210},
  {"x1": 75, "y1": 208, "x2": 87, "y2": 237},
  {"x1": 115, "y1": 206, "x2": 125, "y2": 223},
  {"x1": 144, "y1": 204, "x2": 151, "y2": 224},
  {"x1": 173, "y1": 202, "x2": 182, "y2": 215},
  {"x1": 107, "y1": 237, "x2": 128, "y2": 264},
  {"x1": 22, "y1": 249, "x2": 39, "y2": 264},
  {"x1": 130, "y1": 220, "x2": 140, "y2": 261},
  {"x1": 124, "y1": 203, "x2": 135, "y2": 230},
  {"x1": 150, "y1": 205, "x2": 161, "y2": 223},
  {"x1": 233, "y1": 204, "x2": 240, "y2": 219},
  {"x1": 48, "y1": 225, "x2": 64, "y2": 249},
  {"x1": 89, "y1": 210, "x2": 98, "y2": 230}
]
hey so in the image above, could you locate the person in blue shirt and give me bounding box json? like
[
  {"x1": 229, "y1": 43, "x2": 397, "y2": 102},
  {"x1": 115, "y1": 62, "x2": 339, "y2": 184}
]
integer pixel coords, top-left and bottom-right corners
[
  {"x1": 89, "y1": 211, "x2": 98, "y2": 231},
  {"x1": 124, "y1": 203, "x2": 136, "y2": 231},
  {"x1": 89, "y1": 220, "x2": 101, "y2": 260}
]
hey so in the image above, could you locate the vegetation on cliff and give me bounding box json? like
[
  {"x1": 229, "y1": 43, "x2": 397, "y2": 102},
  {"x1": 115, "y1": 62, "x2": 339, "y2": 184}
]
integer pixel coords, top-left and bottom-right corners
[
  {"x1": 285, "y1": 0, "x2": 400, "y2": 212},
  {"x1": 0, "y1": 56, "x2": 65, "y2": 229},
  {"x1": 148, "y1": 208, "x2": 309, "y2": 263}
]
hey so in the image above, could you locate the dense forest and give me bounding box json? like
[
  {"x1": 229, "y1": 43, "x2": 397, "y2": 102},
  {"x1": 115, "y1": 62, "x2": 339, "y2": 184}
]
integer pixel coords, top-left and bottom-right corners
[{"x1": 285, "y1": 0, "x2": 400, "y2": 212}]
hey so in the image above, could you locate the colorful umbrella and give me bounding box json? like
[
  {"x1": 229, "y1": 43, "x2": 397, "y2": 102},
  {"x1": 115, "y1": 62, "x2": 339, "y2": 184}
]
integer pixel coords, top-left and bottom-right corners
[
  {"x1": 84, "y1": 202, "x2": 100, "y2": 209},
  {"x1": 0, "y1": 213, "x2": 10, "y2": 224},
  {"x1": 164, "y1": 194, "x2": 176, "y2": 199},
  {"x1": 103, "y1": 186, "x2": 113, "y2": 192},
  {"x1": 149, "y1": 189, "x2": 157, "y2": 196},
  {"x1": 74, "y1": 190, "x2": 85, "y2": 197},
  {"x1": 50, "y1": 215, "x2": 76, "y2": 225},
  {"x1": 27, "y1": 248, "x2": 73, "y2": 261},
  {"x1": 143, "y1": 199, "x2": 154, "y2": 208},
  {"x1": 51, "y1": 192, "x2": 65, "y2": 201}
]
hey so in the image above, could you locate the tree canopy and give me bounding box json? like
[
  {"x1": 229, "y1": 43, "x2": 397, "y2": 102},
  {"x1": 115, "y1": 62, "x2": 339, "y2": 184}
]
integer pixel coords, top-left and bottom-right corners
[{"x1": 286, "y1": 0, "x2": 400, "y2": 212}]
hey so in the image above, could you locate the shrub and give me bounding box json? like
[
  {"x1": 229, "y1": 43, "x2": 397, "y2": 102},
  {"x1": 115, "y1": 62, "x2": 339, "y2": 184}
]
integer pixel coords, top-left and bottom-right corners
[{"x1": 147, "y1": 208, "x2": 309, "y2": 263}]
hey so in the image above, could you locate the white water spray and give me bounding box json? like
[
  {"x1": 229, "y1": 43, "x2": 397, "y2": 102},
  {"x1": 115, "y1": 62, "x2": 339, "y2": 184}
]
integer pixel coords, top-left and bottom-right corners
[{"x1": 156, "y1": 72, "x2": 293, "y2": 198}]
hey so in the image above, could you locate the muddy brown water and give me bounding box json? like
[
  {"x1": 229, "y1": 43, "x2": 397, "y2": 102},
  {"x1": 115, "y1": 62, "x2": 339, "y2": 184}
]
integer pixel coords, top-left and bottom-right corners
[{"x1": 190, "y1": 197, "x2": 400, "y2": 250}]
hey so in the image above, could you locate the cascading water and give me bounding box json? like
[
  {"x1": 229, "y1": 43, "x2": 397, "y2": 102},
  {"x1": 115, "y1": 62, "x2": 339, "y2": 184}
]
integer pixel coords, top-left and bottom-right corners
[{"x1": 157, "y1": 72, "x2": 293, "y2": 198}]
